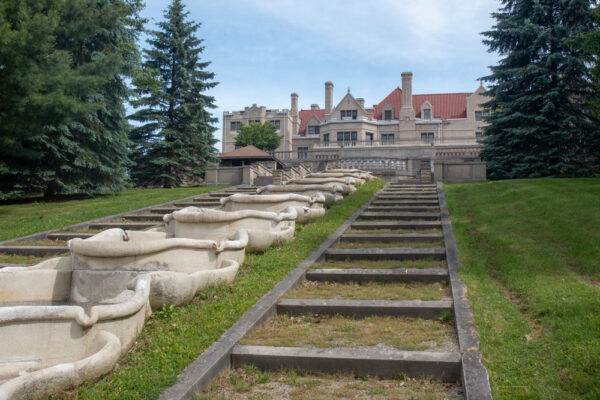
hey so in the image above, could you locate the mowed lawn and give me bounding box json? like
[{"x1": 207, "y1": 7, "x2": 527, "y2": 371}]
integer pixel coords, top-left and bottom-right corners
[
  {"x1": 0, "y1": 186, "x2": 226, "y2": 241},
  {"x1": 444, "y1": 178, "x2": 600, "y2": 400}
]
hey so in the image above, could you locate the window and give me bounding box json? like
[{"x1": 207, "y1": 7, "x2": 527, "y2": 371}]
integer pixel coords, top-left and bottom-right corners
[
  {"x1": 249, "y1": 119, "x2": 261, "y2": 124},
  {"x1": 297, "y1": 147, "x2": 308, "y2": 159},
  {"x1": 381, "y1": 134, "x2": 394, "y2": 145},
  {"x1": 421, "y1": 132, "x2": 434, "y2": 144},
  {"x1": 337, "y1": 131, "x2": 357, "y2": 146},
  {"x1": 230, "y1": 121, "x2": 241, "y2": 131},
  {"x1": 423, "y1": 109, "x2": 431, "y2": 119},
  {"x1": 384, "y1": 110, "x2": 392, "y2": 120},
  {"x1": 483, "y1": 110, "x2": 490, "y2": 118},
  {"x1": 341, "y1": 110, "x2": 358, "y2": 120},
  {"x1": 323, "y1": 133, "x2": 330, "y2": 145},
  {"x1": 476, "y1": 132, "x2": 484, "y2": 142},
  {"x1": 366, "y1": 132, "x2": 374, "y2": 144},
  {"x1": 270, "y1": 120, "x2": 280, "y2": 129},
  {"x1": 475, "y1": 111, "x2": 482, "y2": 121},
  {"x1": 308, "y1": 125, "x2": 320, "y2": 135}
]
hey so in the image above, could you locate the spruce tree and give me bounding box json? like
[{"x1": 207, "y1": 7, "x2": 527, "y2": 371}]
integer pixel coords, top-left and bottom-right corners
[
  {"x1": 481, "y1": 0, "x2": 600, "y2": 179},
  {"x1": 0, "y1": 0, "x2": 144, "y2": 198},
  {"x1": 129, "y1": 0, "x2": 218, "y2": 187}
]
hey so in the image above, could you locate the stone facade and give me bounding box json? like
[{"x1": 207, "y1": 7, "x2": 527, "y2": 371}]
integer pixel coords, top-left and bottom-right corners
[{"x1": 222, "y1": 72, "x2": 489, "y2": 178}]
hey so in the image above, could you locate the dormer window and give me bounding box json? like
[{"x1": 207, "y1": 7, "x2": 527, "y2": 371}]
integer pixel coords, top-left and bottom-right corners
[
  {"x1": 384, "y1": 110, "x2": 392, "y2": 120},
  {"x1": 341, "y1": 110, "x2": 357, "y2": 120},
  {"x1": 423, "y1": 109, "x2": 431, "y2": 119},
  {"x1": 308, "y1": 125, "x2": 320, "y2": 135}
]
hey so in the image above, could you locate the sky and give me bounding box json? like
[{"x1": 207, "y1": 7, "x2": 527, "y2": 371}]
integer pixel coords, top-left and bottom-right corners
[{"x1": 140, "y1": 0, "x2": 502, "y2": 151}]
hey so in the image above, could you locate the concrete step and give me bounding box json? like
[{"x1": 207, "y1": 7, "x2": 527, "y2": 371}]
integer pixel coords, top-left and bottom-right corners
[
  {"x1": 123, "y1": 214, "x2": 165, "y2": 222},
  {"x1": 0, "y1": 245, "x2": 69, "y2": 256},
  {"x1": 371, "y1": 200, "x2": 439, "y2": 206},
  {"x1": 367, "y1": 206, "x2": 439, "y2": 212},
  {"x1": 173, "y1": 202, "x2": 219, "y2": 208},
  {"x1": 47, "y1": 232, "x2": 95, "y2": 241},
  {"x1": 358, "y1": 212, "x2": 441, "y2": 221},
  {"x1": 306, "y1": 267, "x2": 449, "y2": 284},
  {"x1": 351, "y1": 221, "x2": 442, "y2": 230},
  {"x1": 340, "y1": 233, "x2": 444, "y2": 243},
  {"x1": 149, "y1": 207, "x2": 181, "y2": 214},
  {"x1": 208, "y1": 193, "x2": 232, "y2": 198},
  {"x1": 88, "y1": 222, "x2": 159, "y2": 230},
  {"x1": 277, "y1": 298, "x2": 452, "y2": 319},
  {"x1": 377, "y1": 195, "x2": 438, "y2": 200},
  {"x1": 382, "y1": 190, "x2": 438, "y2": 195},
  {"x1": 325, "y1": 247, "x2": 446, "y2": 261},
  {"x1": 231, "y1": 345, "x2": 461, "y2": 381}
]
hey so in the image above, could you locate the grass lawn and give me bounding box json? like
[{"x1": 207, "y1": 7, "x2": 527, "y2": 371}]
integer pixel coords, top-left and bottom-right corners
[
  {"x1": 0, "y1": 186, "x2": 226, "y2": 241},
  {"x1": 57, "y1": 179, "x2": 385, "y2": 400},
  {"x1": 444, "y1": 178, "x2": 600, "y2": 400}
]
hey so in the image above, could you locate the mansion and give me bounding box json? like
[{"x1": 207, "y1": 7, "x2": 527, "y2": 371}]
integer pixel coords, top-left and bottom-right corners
[{"x1": 221, "y1": 73, "x2": 488, "y2": 180}]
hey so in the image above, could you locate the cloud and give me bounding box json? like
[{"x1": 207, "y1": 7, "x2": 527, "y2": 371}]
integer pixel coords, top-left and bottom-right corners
[{"x1": 243, "y1": 0, "x2": 498, "y2": 63}]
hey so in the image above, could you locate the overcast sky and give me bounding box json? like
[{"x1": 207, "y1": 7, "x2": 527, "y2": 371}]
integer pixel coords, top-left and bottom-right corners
[{"x1": 140, "y1": 0, "x2": 501, "y2": 151}]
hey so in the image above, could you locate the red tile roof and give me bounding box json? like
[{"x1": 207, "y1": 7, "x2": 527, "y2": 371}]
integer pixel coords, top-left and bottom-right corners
[
  {"x1": 219, "y1": 145, "x2": 272, "y2": 159},
  {"x1": 298, "y1": 109, "x2": 326, "y2": 135},
  {"x1": 298, "y1": 88, "x2": 473, "y2": 128}
]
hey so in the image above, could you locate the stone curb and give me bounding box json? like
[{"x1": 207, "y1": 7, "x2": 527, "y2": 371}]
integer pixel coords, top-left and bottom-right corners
[
  {"x1": 231, "y1": 345, "x2": 461, "y2": 381},
  {"x1": 437, "y1": 182, "x2": 493, "y2": 400},
  {"x1": 305, "y1": 267, "x2": 449, "y2": 283},
  {"x1": 157, "y1": 186, "x2": 383, "y2": 400},
  {"x1": 277, "y1": 298, "x2": 453, "y2": 319}
]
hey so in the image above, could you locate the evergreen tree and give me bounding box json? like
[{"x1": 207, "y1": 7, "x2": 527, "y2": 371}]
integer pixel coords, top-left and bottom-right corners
[
  {"x1": 129, "y1": 0, "x2": 218, "y2": 187},
  {"x1": 481, "y1": 0, "x2": 600, "y2": 179},
  {"x1": 0, "y1": 0, "x2": 144, "y2": 198},
  {"x1": 234, "y1": 122, "x2": 281, "y2": 152}
]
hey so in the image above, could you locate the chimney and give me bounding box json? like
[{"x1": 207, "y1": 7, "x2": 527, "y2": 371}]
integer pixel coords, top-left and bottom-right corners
[
  {"x1": 310, "y1": 104, "x2": 319, "y2": 110},
  {"x1": 325, "y1": 82, "x2": 334, "y2": 114},
  {"x1": 356, "y1": 98, "x2": 365, "y2": 109},
  {"x1": 400, "y1": 72, "x2": 415, "y2": 120},
  {"x1": 291, "y1": 92, "x2": 299, "y2": 135}
]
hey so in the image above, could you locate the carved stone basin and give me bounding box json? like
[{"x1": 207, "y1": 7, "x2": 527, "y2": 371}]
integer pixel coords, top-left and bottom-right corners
[
  {"x1": 256, "y1": 184, "x2": 344, "y2": 206},
  {"x1": 286, "y1": 177, "x2": 358, "y2": 193},
  {"x1": 307, "y1": 172, "x2": 366, "y2": 184},
  {"x1": 164, "y1": 206, "x2": 296, "y2": 252},
  {"x1": 0, "y1": 257, "x2": 150, "y2": 400},
  {"x1": 220, "y1": 193, "x2": 326, "y2": 224},
  {"x1": 68, "y1": 228, "x2": 246, "y2": 309},
  {"x1": 323, "y1": 169, "x2": 375, "y2": 180}
]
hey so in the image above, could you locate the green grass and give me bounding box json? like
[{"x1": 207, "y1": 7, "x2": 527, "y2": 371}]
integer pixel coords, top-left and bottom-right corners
[
  {"x1": 57, "y1": 179, "x2": 385, "y2": 400},
  {"x1": 444, "y1": 178, "x2": 600, "y2": 400},
  {"x1": 0, "y1": 186, "x2": 227, "y2": 241}
]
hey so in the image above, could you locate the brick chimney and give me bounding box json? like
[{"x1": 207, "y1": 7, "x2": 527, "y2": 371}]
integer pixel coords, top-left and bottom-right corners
[
  {"x1": 400, "y1": 72, "x2": 415, "y2": 120},
  {"x1": 291, "y1": 92, "x2": 299, "y2": 135},
  {"x1": 325, "y1": 82, "x2": 334, "y2": 114}
]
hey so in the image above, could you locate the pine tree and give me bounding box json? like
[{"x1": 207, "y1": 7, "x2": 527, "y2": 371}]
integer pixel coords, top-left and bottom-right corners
[
  {"x1": 235, "y1": 122, "x2": 282, "y2": 151},
  {"x1": 129, "y1": 0, "x2": 218, "y2": 188},
  {"x1": 0, "y1": 0, "x2": 144, "y2": 198},
  {"x1": 481, "y1": 0, "x2": 600, "y2": 179}
]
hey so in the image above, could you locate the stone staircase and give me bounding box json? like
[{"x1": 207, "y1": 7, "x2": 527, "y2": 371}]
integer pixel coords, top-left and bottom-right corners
[
  {"x1": 186, "y1": 182, "x2": 490, "y2": 398},
  {"x1": 0, "y1": 185, "x2": 259, "y2": 267}
]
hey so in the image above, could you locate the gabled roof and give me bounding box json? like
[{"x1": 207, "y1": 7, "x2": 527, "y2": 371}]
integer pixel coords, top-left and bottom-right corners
[
  {"x1": 298, "y1": 109, "x2": 326, "y2": 135},
  {"x1": 363, "y1": 87, "x2": 473, "y2": 120},
  {"x1": 219, "y1": 145, "x2": 272, "y2": 159}
]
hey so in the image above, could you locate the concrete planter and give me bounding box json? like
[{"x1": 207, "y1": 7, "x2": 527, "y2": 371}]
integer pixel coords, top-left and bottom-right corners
[
  {"x1": 307, "y1": 172, "x2": 367, "y2": 184},
  {"x1": 256, "y1": 184, "x2": 345, "y2": 206},
  {"x1": 0, "y1": 257, "x2": 150, "y2": 400},
  {"x1": 220, "y1": 193, "x2": 326, "y2": 224},
  {"x1": 164, "y1": 207, "x2": 296, "y2": 252},
  {"x1": 286, "y1": 178, "x2": 357, "y2": 194}
]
